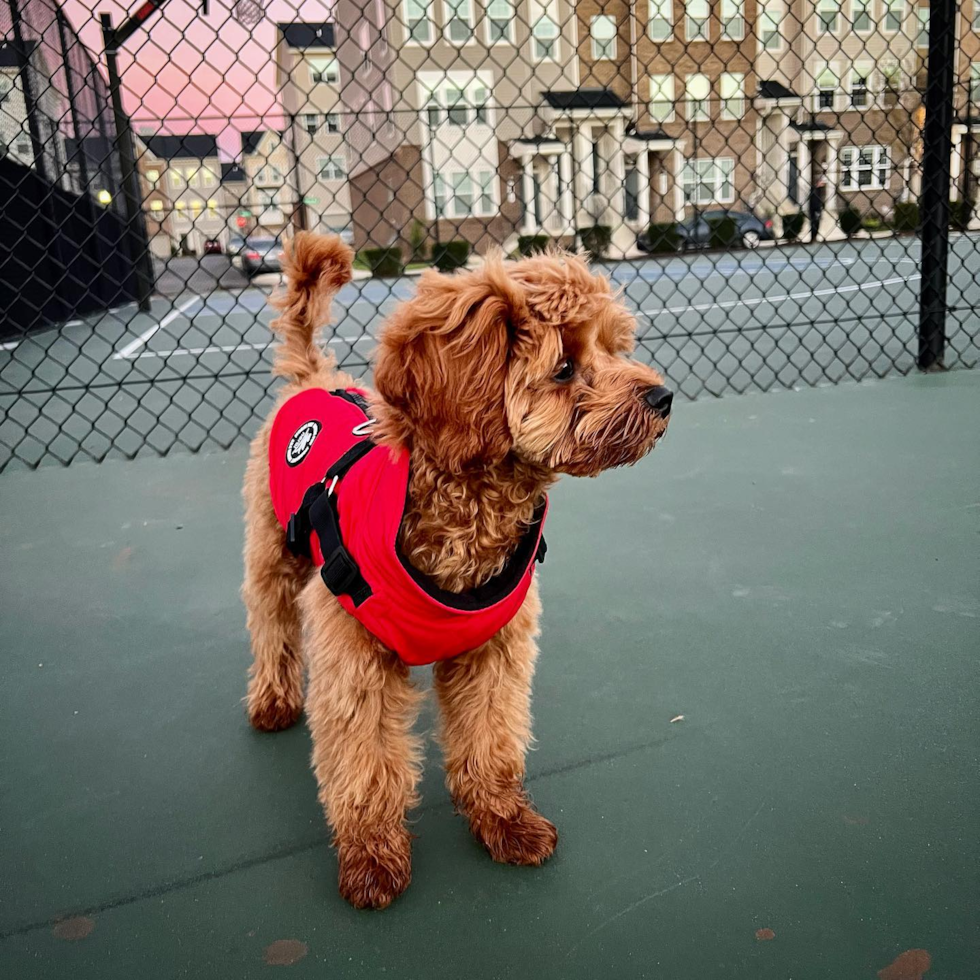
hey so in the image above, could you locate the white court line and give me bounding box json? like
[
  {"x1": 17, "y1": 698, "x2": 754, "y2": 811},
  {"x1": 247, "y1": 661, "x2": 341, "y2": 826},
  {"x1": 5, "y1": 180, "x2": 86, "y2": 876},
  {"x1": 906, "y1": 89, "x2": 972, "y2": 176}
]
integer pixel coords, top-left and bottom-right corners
[
  {"x1": 640, "y1": 273, "x2": 921, "y2": 317},
  {"x1": 131, "y1": 336, "x2": 368, "y2": 359},
  {"x1": 1, "y1": 340, "x2": 19, "y2": 351},
  {"x1": 112, "y1": 296, "x2": 199, "y2": 360}
]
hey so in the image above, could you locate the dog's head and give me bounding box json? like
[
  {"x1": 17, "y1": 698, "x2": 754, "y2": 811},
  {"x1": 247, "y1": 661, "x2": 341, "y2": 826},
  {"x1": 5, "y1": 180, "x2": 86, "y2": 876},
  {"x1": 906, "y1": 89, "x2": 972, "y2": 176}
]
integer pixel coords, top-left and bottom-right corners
[{"x1": 373, "y1": 250, "x2": 670, "y2": 477}]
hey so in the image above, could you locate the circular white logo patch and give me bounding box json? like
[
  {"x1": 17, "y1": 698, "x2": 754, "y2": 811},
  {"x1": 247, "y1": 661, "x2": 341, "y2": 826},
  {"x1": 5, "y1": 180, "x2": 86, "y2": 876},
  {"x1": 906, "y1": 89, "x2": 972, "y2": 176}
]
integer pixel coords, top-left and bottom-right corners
[{"x1": 286, "y1": 420, "x2": 321, "y2": 466}]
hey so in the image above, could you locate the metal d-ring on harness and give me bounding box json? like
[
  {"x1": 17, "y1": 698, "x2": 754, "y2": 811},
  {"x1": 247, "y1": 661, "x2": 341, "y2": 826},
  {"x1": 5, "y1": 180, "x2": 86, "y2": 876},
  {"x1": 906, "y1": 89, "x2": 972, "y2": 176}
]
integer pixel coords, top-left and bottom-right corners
[{"x1": 284, "y1": 414, "x2": 379, "y2": 607}]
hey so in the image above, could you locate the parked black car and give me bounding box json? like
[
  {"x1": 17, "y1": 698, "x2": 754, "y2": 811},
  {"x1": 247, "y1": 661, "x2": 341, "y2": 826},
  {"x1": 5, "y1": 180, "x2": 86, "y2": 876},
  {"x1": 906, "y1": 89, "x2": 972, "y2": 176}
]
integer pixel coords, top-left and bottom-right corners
[
  {"x1": 638, "y1": 210, "x2": 774, "y2": 252},
  {"x1": 241, "y1": 238, "x2": 282, "y2": 277}
]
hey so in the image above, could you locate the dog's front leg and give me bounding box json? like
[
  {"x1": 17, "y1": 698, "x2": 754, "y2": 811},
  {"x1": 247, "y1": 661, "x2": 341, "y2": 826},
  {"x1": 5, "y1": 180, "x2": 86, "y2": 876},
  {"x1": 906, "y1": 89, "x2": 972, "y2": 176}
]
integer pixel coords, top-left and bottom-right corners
[
  {"x1": 302, "y1": 584, "x2": 424, "y2": 910},
  {"x1": 433, "y1": 585, "x2": 558, "y2": 866}
]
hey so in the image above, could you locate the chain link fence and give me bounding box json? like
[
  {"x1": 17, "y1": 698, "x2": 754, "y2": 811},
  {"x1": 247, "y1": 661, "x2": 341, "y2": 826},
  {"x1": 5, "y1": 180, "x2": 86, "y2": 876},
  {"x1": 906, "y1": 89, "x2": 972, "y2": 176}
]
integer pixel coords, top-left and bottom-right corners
[{"x1": 1, "y1": 0, "x2": 978, "y2": 471}]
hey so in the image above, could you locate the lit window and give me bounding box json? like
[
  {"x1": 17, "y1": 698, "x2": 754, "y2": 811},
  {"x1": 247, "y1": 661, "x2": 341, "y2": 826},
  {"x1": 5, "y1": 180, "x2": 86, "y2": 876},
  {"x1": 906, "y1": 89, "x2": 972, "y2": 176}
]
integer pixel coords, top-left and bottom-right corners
[
  {"x1": 760, "y1": 0, "x2": 783, "y2": 49},
  {"x1": 686, "y1": 73, "x2": 710, "y2": 121},
  {"x1": 839, "y1": 145, "x2": 890, "y2": 190},
  {"x1": 817, "y1": 0, "x2": 839, "y2": 34},
  {"x1": 207, "y1": 199, "x2": 218, "y2": 214},
  {"x1": 852, "y1": 0, "x2": 872, "y2": 32},
  {"x1": 648, "y1": 0, "x2": 672, "y2": 40},
  {"x1": 686, "y1": 0, "x2": 709, "y2": 41},
  {"x1": 309, "y1": 56, "x2": 338, "y2": 84},
  {"x1": 444, "y1": 0, "x2": 473, "y2": 43},
  {"x1": 591, "y1": 15, "x2": 617, "y2": 60},
  {"x1": 150, "y1": 200, "x2": 163, "y2": 212},
  {"x1": 487, "y1": 0, "x2": 514, "y2": 43},
  {"x1": 146, "y1": 168, "x2": 159, "y2": 184},
  {"x1": 721, "y1": 0, "x2": 744, "y2": 40},
  {"x1": 682, "y1": 158, "x2": 735, "y2": 204},
  {"x1": 649, "y1": 74, "x2": 675, "y2": 122},
  {"x1": 405, "y1": 0, "x2": 432, "y2": 43},
  {"x1": 721, "y1": 72, "x2": 745, "y2": 119},
  {"x1": 531, "y1": 0, "x2": 559, "y2": 60},
  {"x1": 200, "y1": 167, "x2": 216, "y2": 187}
]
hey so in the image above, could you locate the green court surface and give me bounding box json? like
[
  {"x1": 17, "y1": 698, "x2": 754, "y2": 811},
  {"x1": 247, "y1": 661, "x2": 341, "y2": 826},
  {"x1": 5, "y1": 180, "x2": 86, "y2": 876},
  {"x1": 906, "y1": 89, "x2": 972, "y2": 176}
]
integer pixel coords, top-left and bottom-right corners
[{"x1": 1, "y1": 371, "x2": 977, "y2": 978}]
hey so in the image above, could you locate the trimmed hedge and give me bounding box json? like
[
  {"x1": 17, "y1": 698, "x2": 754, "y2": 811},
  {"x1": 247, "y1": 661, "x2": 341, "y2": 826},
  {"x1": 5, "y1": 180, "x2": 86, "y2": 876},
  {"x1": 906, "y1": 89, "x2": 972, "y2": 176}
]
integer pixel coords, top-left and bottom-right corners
[
  {"x1": 359, "y1": 246, "x2": 404, "y2": 277},
  {"x1": 517, "y1": 234, "x2": 550, "y2": 256},
  {"x1": 579, "y1": 224, "x2": 612, "y2": 260},
  {"x1": 838, "y1": 206, "x2": 863, "y2": 236},
  {"x1": 948, "y1": 198, "x2": 971, "y2": 229},
  {"x1": 781, "y1": 212, "x2": 805, "y2": 241},
  {"x1": 891, "y1": 201, "x2": 919, "y2": 232},
  {"x1": 645, "y1": 222, "x2": 679, "y2": 253},
  {"x1": 707, "y1": 215, "x2": 738, "y2": 249},
  {"x1": 431, "y1": 240, "x2": 470, "y2": 272}
]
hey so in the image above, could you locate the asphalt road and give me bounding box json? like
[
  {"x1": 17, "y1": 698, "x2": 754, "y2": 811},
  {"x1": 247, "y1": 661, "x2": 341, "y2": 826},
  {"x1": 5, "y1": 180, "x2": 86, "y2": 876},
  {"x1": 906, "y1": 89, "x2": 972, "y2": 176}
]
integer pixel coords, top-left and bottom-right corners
[{"x1": 2, "y1": 234, "x2": 978, "y2": 470}]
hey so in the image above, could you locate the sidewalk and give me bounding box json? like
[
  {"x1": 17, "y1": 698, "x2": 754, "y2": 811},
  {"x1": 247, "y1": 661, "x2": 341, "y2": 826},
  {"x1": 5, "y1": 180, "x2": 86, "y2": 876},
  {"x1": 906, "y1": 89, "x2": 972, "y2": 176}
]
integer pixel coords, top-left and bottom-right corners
[{"x1": 1, "y1": 371, "x2": 978, "y2": 979}]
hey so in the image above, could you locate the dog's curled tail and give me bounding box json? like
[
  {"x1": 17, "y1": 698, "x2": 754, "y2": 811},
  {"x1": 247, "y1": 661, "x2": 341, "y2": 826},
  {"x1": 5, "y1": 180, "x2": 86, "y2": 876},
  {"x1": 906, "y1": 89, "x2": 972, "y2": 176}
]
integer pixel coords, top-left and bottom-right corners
[{"x1": 269, "y1": 232, "x2": 354, "y2": 383}]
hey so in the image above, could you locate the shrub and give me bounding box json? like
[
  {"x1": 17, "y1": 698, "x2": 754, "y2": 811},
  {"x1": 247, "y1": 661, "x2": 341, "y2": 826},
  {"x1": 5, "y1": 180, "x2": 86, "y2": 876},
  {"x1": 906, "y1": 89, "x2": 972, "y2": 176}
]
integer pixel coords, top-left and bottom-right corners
[
  {"x1": 838, "y1": 206, "x2": 863, "y2": 236},
  {"x1": 407, "y1": 220, "x2": 427, "y2": 262},
  {"x1": 707, "y1": 215, "x2": 738, "y2": 249},
  {"x1": 891, "y1": 201, "x2": 919, "y2": 232},
  {"x1": 358, "y1": 246, "x2": 403, "y2": 277},
  {"x1": 517, "y1": 234, "x2": 550, "y2": 256},
  {"x1": 781, "y1": 211, "x2": 805, "y2": 241},
  {"x1": 431, "y1": 240, "x2": 470, "y2": 272},
  {"x1": 862, "y1": 211, "x2": 885, "y2": 232},
  {"x1": 644, "y1": 222, "x2": 679, "y2": 253},
  {"x1": 579, "y1": 224, "x2": 612, "y2": 260},
  {"x1": 948, "y1": 198, "x2": 971, "y2": 229}
]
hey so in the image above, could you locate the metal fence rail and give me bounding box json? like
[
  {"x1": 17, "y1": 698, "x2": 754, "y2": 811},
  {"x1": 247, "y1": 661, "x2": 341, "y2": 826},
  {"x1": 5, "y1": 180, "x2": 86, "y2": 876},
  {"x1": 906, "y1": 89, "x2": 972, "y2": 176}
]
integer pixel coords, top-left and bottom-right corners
[{"x1": 1, "y1": 0, "x2": 978, "y2": 471}]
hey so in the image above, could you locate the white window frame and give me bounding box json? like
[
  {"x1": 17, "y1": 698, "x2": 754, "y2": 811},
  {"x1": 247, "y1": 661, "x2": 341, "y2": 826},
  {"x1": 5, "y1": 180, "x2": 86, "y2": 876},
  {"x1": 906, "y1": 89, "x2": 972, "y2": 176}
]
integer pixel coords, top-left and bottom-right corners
[
  {"x1": 839, "y1": 145, "x2": 890, "y2": 191},
  {"x1": 309, "y1": 56, "x2": 338, "y2": 85},
  {"x1": 685, "y1": 0, "x2": 709, "y2": 41},
  {"x1": 431, "y1": 168, "x2": 496, "y2": 218},
  {"x1": 721, "y1": 0, "x2": 744, "y2": 40},
  {"x1": 686, "y1": 72, "x2": 711, "y2": 122},
  {"x1": 324, "y1": 112, "x2": 341, "y2": 133},
  {"x1": 443, "y1": 0, "x2": 475, "y2": 44},
  {"x1": 648, "y1": 0, "x2": 673, "y2": 40},
  {"x1": 817, "y1": 0, "x2": 840, "y2": 34},
  {"x1": 682, "y1": 157, "x2": 735, "y2": 205},
  {"x1": 971, "y1": 63, "x2": 980, "y2": 107},
  {"x1": 878, "y1": 58, "x2": 903, "y2": 102},
  {"x1": 852, "y1": 0, "x2": 873, "y2": 33},
  {"x1": 759, "y1": 0, "x2": 784, "y2": 50},
  {"x1": 531, "y1": 0, "x2": 560, "y2": 61},
  {"x1": 720, "y1": 72, "x2": 745, "y2": 120},
  {"x1": 915, "y1": 6, "x2": 928, "y2": 47},
  {"x1": 404, "y1": 0, "x2": 433, "y2": 45},
  {"x1": 420, "y1": 73, "x2": 495, "y2": 130},
  {"x1": 883, "y1": 0, "x2": 903, "y2": 33},
  {"x1": 591, "y1": 14, "x2": 617, "y2": 60},
  {"x1": 316, "y1": 155, "x2": 347, "y2": 181},
  {"x1": 485, "y1": 0, "x2": 515, "y2": 44},
  {"x1": 649, "y1": 73, "x2": 675, "y2": 122},
  {"x1": 815, "y1": 62, "x2": 839, "y2": 111},
  {"x1": 974, "y1": 2, "x2": 980, "y2": 31},
  {"x1": 850, "y1": 63, "x2": 872, "y2": 108},
  {"x1": 303, "y1": 112, "x2": 319, "y2": 135}
]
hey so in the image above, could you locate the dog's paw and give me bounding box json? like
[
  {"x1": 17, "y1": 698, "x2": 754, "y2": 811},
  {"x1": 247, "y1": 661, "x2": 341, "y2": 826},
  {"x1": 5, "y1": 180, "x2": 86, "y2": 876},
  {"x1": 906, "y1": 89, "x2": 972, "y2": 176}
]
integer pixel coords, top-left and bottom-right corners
[
  {"x1": 246, "y1": 685, "x2": 303, "y2": 732},
  {"x1": 336, "y1": 832, "x2": 412, "y2": 910},
  {"x1": 471, "y1": 805, "x2": 558, "y2": 866}
]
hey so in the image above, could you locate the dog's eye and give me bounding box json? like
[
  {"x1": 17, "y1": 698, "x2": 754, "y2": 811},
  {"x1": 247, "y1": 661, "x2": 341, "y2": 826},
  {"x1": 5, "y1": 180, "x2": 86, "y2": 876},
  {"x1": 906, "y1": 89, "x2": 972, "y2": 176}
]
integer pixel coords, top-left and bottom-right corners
[{"x1": 553, "y1": 357, "x2": 575, "y2": 383}]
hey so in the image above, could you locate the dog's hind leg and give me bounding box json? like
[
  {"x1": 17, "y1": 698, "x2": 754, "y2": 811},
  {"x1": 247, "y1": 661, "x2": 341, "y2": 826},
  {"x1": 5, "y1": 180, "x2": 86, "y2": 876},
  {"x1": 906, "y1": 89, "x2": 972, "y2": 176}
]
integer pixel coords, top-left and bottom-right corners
[
  {"x1": 433, "y1": 583, "x2": 558, "y2": 867},
  {"x1": 303, "y1": 588, "x2": 424, "y2": 910},
  {"x1": 242, "y1": 456, "x2": 308, "y2": 732}
]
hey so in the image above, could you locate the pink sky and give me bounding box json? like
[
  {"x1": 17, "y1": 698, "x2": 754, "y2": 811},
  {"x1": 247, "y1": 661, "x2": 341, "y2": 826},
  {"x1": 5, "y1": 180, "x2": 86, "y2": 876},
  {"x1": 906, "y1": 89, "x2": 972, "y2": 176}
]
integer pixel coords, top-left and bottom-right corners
[{"x1": 64, "y1": 0, "x2": 332, "y2": 156}]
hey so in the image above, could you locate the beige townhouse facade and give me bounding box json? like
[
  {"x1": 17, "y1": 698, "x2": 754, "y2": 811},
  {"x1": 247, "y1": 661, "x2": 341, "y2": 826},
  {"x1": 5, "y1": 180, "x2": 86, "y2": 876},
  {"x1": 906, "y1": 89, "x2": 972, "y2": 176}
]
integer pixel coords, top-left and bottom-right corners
[
  {"x1": 950, "y1": 1, "x2": 980, "y2": 216},
  {"x1": 137, "y1": 134, "x2": 227, "y2": 258}
]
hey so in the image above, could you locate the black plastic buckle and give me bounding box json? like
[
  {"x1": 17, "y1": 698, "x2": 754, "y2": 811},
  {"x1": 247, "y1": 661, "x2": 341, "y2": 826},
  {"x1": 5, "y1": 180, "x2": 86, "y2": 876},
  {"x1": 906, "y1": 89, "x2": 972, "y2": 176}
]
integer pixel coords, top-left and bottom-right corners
[
  {"x1": 535, "y1": 535, "x2": 547, "y2": 564},
  {"x1": 320, "y1": 546, "x2": 360, "y2": 596}
]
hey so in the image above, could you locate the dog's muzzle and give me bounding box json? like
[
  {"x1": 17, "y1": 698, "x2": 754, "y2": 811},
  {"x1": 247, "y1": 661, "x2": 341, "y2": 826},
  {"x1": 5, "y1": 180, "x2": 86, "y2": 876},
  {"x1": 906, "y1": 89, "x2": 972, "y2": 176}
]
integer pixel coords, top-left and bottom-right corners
[{"x1": 644, "y1": 385, "x2": 673, "y2": 418}]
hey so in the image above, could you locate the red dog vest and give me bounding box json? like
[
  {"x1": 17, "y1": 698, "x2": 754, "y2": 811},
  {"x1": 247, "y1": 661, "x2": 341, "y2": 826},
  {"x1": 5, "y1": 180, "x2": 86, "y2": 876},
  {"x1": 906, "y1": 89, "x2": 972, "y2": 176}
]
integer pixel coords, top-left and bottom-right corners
[{"x1": 269, "y1": 388, "x2": 547, "y2": 666}]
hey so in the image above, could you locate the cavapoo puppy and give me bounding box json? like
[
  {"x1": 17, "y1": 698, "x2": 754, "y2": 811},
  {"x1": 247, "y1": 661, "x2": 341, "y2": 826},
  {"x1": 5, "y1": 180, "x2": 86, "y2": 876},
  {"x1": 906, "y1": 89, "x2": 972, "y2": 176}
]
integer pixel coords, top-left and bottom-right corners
[{"x1": 242, "y1": 232, "x2": 671, "y2": 910}]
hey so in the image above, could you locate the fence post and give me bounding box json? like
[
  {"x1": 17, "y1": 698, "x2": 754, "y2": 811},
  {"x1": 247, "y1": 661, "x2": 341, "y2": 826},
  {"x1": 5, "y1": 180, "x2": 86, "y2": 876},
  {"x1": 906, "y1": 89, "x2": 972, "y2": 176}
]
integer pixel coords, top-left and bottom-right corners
[
  {"x1": 101, "y1": 13, "x2": 154, "y2": 313},
  {"x1": 916, "y1": 0, "x2": 956, "y2": 371}
]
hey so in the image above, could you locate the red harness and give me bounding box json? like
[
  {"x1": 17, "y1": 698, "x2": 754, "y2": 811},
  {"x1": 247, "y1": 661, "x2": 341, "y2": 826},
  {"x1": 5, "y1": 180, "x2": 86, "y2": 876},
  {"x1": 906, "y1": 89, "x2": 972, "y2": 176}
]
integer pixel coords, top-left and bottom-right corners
[{"x1": 269, "y1": 388, "x2": 547, "y2": 666}]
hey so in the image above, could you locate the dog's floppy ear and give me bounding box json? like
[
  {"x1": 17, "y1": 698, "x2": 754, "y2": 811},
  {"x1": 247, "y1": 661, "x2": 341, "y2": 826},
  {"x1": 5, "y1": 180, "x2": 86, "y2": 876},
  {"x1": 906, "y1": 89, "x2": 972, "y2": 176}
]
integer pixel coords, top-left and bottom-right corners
[{"x1": 374, "y1": 255, "x2": 528, "y2": 472}]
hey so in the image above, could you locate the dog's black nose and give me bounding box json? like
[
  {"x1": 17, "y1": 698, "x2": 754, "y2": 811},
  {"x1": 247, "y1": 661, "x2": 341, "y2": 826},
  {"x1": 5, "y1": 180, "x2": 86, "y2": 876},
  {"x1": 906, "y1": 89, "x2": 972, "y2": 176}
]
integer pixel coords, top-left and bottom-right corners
[{"x1": 644, "y1": 385, "x2": 673, "y2": 417}]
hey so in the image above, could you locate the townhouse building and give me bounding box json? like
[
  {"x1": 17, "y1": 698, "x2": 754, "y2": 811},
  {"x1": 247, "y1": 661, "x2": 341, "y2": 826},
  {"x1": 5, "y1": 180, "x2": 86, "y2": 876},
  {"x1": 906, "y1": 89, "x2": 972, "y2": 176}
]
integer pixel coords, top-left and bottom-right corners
[
  {"x1": 951, "y1": 1, "x2": 980, "y2": 211},
  {"x1": 239, "y1": 130, "x2": 293, "y2": 239},
  {"x1": 274, "y1": 23, "x2": 354, "y2": 241},
  {"x1": 137, "y1": 134, "x2": 228, "y2": 257}
]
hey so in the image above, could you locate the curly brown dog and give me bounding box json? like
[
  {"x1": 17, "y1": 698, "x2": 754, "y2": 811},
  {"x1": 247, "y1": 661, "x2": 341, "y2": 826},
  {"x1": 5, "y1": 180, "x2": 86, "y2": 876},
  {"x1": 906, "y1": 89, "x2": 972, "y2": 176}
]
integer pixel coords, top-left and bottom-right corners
[{"x1": 242, "y1": 232, "x2": 671, "y2": 910}]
